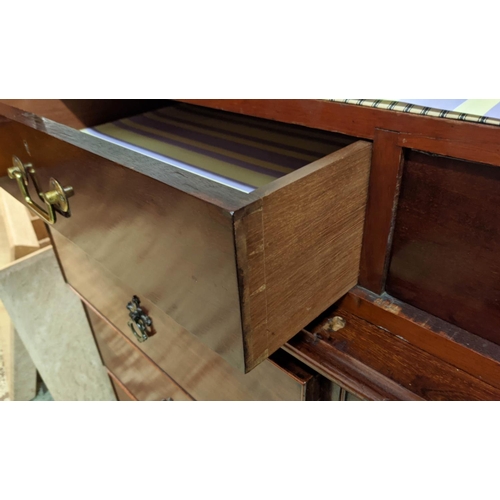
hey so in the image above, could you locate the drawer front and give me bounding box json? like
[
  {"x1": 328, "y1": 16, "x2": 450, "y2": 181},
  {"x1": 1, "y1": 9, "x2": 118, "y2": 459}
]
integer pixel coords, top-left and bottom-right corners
[
  {"x1": 0, "y1": 114, "x2": 244, "y2": 369},
  {"x1": 0, "y1": 103, "x2": 370, "y2": 372},
  {"x1": 87, "y1": 306, "x2": 193, "y2": 401},
  {"x1": 55, "y1": 230, "x2": 323, "y2": 401}
]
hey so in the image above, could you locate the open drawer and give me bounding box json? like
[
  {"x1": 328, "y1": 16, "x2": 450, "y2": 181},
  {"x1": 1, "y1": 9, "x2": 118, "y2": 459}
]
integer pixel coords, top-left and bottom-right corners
[{"x1": 0, "y1": 100, "x2": 371, "y2": 372}]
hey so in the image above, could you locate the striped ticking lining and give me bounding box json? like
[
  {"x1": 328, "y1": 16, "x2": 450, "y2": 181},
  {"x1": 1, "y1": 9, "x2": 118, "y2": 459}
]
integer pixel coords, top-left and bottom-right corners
[
  {"x1": 83, "y1": 104, "x2": 342, "y2": 193},
  {"x1": 329, "y1": 99, "x2": 500, "y2": 126}
]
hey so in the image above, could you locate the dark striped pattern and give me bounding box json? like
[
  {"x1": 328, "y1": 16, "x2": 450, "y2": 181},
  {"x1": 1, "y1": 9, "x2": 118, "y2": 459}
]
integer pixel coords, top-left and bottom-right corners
[
  {"x1": 85, "y1": 103, "x2": 349, "y2": 192},
  {"x1": 330, "y1": 99, "x2": 500, "y2": 126}
]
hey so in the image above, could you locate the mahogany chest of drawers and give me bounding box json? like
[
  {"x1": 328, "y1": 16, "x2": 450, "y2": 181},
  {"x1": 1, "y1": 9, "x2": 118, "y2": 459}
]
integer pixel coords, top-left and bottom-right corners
[
  {"x1": 0, "y1": 99, "x2": 370, "y2": 400},
  {"x1": 2, "y1": 98, "x2": 500, "y2": 401},
  {"x1": 0, "y1": 100, "x2": 370, "y2": 375}
]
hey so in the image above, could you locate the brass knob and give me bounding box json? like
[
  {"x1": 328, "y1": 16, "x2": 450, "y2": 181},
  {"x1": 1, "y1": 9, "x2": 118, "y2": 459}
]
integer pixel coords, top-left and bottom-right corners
[
  {"x1": 126, "y1": 296, "x2": 153, "y2": 343},
  {"x1": 7, "y1": 156, "x2": 74, "y2": 225},
  {"x1": 44, "y1": 178, "x2": 75, "y2": 214}
]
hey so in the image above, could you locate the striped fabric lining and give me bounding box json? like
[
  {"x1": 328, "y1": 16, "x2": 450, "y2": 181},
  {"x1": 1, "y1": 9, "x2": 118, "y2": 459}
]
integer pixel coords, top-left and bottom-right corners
[
  {"x1": 83, "y1": 104, "x2": 343, "y2": 193},
  {"x1": 329, "y1": 99, "x2": 500, "y2": 126}
]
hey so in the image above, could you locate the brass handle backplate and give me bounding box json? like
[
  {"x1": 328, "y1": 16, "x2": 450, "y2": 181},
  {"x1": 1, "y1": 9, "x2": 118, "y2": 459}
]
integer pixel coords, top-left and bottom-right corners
[
  {"x1": 7, "y1": 156, "x2": 74, "y2": 225},
  {"x1": 126, "y1": 296, "x2": 153, "y2": 343}
]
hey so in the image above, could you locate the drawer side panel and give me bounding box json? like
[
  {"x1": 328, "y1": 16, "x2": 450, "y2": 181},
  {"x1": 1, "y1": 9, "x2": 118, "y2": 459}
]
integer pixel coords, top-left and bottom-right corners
[{"x1": 236, "y1": 141, "x2": 372, "y2": 370}]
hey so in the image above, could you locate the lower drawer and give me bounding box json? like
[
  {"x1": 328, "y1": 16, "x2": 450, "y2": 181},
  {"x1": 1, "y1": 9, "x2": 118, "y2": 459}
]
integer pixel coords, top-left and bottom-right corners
[
  {"x1": 109, "y1": 375, "x2": 135, "y2": 401},
  {"x1": 86, "y1": 307, "x2": 193, "y2": 401},
  {"x1": 55, "y1": 231, "x2": 327, "y2": 400}
]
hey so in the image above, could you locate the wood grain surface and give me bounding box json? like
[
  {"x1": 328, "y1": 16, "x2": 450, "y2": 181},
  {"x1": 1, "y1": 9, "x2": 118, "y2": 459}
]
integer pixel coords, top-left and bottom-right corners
[
  {"x1": 0, "y1": 102, "x2": 369, "y2": 372},
  {"x1": 87, "y1": 307, "x2": 194, "y2": 401},
  {"x1": 267, "y1": 349, "x2": 332, "y2": 401},
  {"x1": 235, "y1": 141, "x2": 371, "y2": 370},
  {"x1": 5, "y1": 98, "x2": 500, "y2": 398},
  {"x1": 0, "y1": 102, "x2": 246, "y2": 209},
  {"x1": 109, "y1": 373, "x2": 136, "y2": 401},
  {"x1": 386, "y1": 150, "x2": 500, "y2": 346},
  {"x1": 0, "y1": 100, "x2": 170, "y2": 129},
  {"x1": 0, "y1": 114, "x2": 247, "y2": 369},
  {"x1": 339, "y1": 288, "x2": 500, "y2": 391},
  {"x1": 286, "y1": 329, "x2": 421, "y2": 401},
  {"x1": 358, "y1": 129, "x2": 403, "y2": 293},
  {"x1": 287, "y1": 305, "x2": 500, "y2": 401},
  {"x1": 54, "y1": 230, "x2": 319, "y2": 401},
  {"x1": 177, "y1": 100, "x2": 500, "y2": 167}
]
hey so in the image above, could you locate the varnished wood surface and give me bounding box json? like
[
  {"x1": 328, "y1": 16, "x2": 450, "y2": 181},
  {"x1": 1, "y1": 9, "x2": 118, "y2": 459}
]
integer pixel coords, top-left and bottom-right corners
[
  {"x1": 88, "y1": 291, "x2": 327, "y2": 401},
  {"x1": 86, "y1": 307, "x2": 193, "y2": 401},
  {"x1": 268, "y1": 350, "x2": 332, "y2": 401},
  {"x1": 177, "y1": 100, "x2": 500, "y2": 381},
  {"x1": 235, "y1": 142, "x2": 371, "y2": 369},
  {"x1": 54, "y1": 230, "x2": 318, "y2": 401},
  {"x1": 287, "y1": 306, "x2": 500, "y2": 401},
  {"x1": 177, "y1": 100, "x2": 500, "y2": 167},
  {"x1": 386, "y1": 151, "x2": 500, "y2": 346},
  {"x1": 340, "y1": 288, "x2": 500, "y2": 391},
  {"x1": 108, "y1": 371, "x2": 137, "y2": 401},
  {"x1": 286, "y1": 330, "x2": 421, "y2": 401},
  {"x1": 0, "y1": 102, "x2": 370, "y2": 372},
  {"x1": 0, "y1": 100, "x2": 170, "y2": 129},
  {"x1": 6, "y1": 99, "x2": 499, "y2": 392},
  {"x1": 359, "y1": 130, "x2": 403, "y2": 293},
  {"x1": 0, "y1": 115, "x2": 246, "y2": 369},
  {"x1": 0, "y1": 102, "x2": 246, "y2": 208}
]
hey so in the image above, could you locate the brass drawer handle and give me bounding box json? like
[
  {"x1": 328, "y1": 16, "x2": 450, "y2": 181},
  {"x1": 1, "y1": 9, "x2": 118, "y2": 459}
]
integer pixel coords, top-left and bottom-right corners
[
  {"x1": 7, "y1": 156, "x2": 74, "y2": 225},
  {"x1": 126, "y1": 296, "x2": 153, "y2": 343}
]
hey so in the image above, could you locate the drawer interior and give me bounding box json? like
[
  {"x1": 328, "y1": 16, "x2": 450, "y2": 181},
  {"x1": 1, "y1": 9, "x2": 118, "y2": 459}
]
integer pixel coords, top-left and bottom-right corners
[
  {"x1": 2, "y1": 99, "x2": 355, "y2": 195},
  {"x1": 81, "y1": 102, "x2": 355, "y2": 193}
]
